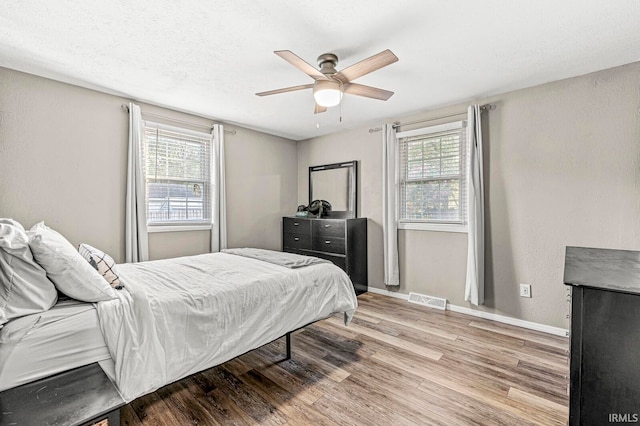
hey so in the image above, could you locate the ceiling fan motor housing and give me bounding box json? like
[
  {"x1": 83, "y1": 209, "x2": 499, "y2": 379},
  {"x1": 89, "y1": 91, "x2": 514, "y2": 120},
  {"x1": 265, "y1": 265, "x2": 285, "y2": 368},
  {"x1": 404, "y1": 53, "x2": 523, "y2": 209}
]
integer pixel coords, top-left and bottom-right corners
[{"x1": 317, "y1": 53, "x2": 338, "y2": 76}]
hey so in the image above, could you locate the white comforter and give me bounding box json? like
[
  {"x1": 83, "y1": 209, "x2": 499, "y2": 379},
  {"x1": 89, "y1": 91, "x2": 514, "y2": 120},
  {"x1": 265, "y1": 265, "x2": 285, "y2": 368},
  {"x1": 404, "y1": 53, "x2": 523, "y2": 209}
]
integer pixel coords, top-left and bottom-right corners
[{"x1": 96, "y1": 251, "x2": 358, "y2": 402}]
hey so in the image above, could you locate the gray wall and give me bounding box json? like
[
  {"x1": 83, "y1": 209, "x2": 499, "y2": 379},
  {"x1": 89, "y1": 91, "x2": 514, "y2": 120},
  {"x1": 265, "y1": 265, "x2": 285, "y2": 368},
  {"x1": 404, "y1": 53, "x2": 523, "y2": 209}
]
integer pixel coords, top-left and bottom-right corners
[
  {"x1": 3, "y1": 62, "x2": 640, "y2": 330},
  {"x1": 0, "y1": 67, "x2": 298, "y2": 262},
  {"x1": 298, "y1": 61, "x2": 640, "y2": 329}
]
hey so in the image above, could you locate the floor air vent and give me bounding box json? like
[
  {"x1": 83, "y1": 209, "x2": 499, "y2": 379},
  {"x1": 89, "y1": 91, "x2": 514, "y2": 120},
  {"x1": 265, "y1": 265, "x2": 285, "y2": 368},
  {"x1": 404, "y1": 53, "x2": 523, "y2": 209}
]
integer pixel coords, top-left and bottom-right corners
[{"x1": 408, "y1": 292, "x2": 447, "y2": 310}]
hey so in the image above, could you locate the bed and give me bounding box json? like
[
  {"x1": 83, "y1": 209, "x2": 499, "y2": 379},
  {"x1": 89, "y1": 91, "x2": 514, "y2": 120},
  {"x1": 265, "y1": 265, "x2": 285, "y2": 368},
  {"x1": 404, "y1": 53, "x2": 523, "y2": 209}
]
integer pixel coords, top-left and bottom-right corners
[
  {"x1": 0, "y1": 244, "x2": 358, "y2": 402},
  {"x1": 0, "y1": 297, "x2": 111, "y2": 392}
]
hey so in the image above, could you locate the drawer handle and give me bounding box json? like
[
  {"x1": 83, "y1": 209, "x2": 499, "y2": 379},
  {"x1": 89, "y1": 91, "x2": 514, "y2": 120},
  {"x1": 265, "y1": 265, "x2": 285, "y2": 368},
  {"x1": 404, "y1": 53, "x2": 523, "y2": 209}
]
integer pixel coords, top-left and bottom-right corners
[
  {"x1": 294, "y1": 237, "x2": 299, "y2": 241},
  {"x1": 294, "y1": 222, "x2": 299, "y2": 226},
  {"x1": 324, "y1": 224, "x2": 330, "y2": 228},
  {"x1": 325, "y1": 240, "x2": 331, "y2": 244}
]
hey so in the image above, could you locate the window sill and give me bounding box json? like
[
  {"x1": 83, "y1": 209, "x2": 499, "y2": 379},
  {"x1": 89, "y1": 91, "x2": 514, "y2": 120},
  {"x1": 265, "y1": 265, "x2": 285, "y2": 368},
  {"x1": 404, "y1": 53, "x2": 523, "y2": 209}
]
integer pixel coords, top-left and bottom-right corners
[
  {"x1": 398, "y1": 222, "x2": 468, "y2": 233},
  {"x1": 147, "y1": 224, "x2": 212, "y2": 233}
]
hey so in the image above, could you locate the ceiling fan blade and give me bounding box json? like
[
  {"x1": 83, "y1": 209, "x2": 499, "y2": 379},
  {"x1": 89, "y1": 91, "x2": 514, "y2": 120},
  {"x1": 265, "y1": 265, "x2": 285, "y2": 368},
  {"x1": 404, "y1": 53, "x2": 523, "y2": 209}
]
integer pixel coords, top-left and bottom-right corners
[
  {"x1": 343, "y1": 83, "x2": 394, "y2": 101},
  {"x1": 274, "y1": 50, "x2": 328, "y2": 81},
  {"x1": 255, "y1": 83, "x2": 314, "y2": 97},
  {"x1": 314, "y1": 103, "x2": 327, "y2": 114},
  {"x1": 334, "y1": 49, "x2": 398, "y2": 83}
]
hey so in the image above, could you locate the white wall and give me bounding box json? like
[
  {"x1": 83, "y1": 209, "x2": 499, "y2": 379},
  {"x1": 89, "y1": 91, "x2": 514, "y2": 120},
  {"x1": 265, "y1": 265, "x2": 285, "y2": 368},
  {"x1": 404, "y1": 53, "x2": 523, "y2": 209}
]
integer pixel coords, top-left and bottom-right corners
[
  {"x1": 0, "y1": 67, "x2": 298, "y2": 261},
  {"x1": 298, "y1": 61, "x2": 640, "y2": 329}
]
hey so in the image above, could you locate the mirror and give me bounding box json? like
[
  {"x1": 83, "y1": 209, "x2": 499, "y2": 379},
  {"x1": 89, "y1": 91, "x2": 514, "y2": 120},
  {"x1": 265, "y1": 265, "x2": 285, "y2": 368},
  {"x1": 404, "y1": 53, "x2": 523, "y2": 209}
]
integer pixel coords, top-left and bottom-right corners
[{"x1": 309, "y1": 160, "x2": 357, "y2": 218}]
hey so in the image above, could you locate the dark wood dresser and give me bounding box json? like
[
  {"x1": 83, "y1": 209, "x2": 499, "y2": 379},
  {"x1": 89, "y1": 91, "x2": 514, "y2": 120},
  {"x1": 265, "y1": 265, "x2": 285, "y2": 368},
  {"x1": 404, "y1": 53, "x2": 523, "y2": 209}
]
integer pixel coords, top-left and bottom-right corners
[
  {"x1": 564, "y1": 246, "x2": 640, "y2": 426},
  {"x1": 282, "y1": 216, "x2": 367, "y2": 295}
]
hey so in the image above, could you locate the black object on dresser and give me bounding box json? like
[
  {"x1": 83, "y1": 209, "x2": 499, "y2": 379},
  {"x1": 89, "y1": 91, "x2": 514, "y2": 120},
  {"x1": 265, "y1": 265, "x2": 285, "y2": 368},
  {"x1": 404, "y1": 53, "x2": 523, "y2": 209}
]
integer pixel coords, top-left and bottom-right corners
[
  {"x1": 283, "y1": 216, "x2": 367, "y2": 295},
  {"x1": 564, "y1": 246, "x2": 640, "y2": 426}
]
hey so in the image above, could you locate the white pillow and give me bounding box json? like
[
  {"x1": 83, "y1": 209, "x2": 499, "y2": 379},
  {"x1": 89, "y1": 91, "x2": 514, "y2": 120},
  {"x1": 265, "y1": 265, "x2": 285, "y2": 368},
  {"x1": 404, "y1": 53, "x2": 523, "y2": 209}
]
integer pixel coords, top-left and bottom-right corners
[
  {"x1": 27, "y1": 222, "x2": 117, "y2": 302},
  {"x1": 78, "y1": 243, "x2": 124, "y2": 289},
  {"x1": 0, "y1": 219, "x2": 58, "y2": 326}
]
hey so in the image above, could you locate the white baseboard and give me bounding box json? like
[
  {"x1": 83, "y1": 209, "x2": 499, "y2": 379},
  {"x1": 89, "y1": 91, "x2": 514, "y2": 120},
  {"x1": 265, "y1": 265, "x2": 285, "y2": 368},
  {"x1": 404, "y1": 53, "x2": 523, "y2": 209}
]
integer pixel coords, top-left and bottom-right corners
[
  {"x1": 367, "y1": 287, "x2": 410, "y2": 300},
  {"x1": 365, "y1": 287, "x2": 568, "y2": 337},
  {"x1": 445, "y1": 304, "x2": 568, "y2": 337}
]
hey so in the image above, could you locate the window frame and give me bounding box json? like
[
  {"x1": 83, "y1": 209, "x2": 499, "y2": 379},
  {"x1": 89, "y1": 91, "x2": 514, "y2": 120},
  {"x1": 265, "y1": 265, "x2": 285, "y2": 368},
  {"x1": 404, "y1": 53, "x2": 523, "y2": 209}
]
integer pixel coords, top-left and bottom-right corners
[
  {"x1": 396, "y1": 120, "x2": 468, "y2": 233},
  {"x1": 142, "y1": 121, "x2": 213, "y2": 231}
]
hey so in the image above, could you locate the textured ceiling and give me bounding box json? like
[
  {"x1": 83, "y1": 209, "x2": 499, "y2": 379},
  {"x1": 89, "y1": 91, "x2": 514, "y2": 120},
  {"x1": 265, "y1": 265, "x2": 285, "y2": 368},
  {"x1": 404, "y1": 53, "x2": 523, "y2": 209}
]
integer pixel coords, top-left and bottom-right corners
[{"x1": 1, "y1": 1, "x2": 640, "y2": 140}]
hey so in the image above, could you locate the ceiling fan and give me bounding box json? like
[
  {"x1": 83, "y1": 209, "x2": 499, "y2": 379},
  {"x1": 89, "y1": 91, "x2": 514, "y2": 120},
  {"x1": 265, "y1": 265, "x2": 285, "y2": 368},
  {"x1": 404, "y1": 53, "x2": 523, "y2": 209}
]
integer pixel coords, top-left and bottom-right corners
[{"x1": 256, "y1": 49, "x2": 398, "y2": 113}]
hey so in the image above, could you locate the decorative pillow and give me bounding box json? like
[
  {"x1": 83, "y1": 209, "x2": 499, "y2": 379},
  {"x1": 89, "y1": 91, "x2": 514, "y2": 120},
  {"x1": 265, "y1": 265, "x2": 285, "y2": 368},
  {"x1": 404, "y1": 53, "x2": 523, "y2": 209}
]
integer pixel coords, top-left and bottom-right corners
[
  {"x1": 0, "y1": 219, "x2": 58, "y2": 326},
  {"x1": 78, "y1": 243, "x2": 124, "y2": 289},
  {"x1": 27, "y1": 222, "x2": 117, "y2": 302}
]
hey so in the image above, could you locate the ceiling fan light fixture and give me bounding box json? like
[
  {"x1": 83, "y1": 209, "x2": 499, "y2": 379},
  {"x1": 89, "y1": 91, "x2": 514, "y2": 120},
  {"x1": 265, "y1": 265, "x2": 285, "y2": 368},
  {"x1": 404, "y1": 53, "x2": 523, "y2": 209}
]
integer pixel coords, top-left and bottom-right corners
[{"x1": 313, "y1": 80, "x2": 342, "y2": 107}]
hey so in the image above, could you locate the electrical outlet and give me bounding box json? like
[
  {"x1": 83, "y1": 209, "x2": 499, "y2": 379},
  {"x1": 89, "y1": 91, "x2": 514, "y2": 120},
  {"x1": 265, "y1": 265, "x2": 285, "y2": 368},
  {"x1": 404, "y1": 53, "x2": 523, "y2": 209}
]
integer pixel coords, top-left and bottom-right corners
[{"x1": 520, "y1": 283, "x2": 532, "y2": 298}]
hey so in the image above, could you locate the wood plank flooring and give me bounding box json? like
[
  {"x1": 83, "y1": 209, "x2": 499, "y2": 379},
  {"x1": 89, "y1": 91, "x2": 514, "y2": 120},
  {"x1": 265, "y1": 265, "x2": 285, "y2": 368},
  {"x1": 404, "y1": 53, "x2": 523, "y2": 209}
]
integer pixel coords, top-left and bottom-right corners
[{"x1": 120, "y1": 293, "x2": 569, "y2": 426}]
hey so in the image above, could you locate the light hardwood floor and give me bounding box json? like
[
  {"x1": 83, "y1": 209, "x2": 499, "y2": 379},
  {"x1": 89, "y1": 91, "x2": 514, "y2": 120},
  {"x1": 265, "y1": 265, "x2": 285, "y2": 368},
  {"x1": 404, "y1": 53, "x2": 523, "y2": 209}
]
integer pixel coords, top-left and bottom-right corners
[{"x1": 120, "y1": 293, "x2": 569, "y2": 426}]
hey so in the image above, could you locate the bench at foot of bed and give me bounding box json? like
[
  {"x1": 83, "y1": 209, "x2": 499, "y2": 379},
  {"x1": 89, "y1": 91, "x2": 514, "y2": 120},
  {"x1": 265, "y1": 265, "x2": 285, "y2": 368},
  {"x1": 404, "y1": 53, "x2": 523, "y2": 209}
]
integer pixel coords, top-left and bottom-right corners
[{"x1": 0, "y1": 363, "x2": 125, "y2": 426}]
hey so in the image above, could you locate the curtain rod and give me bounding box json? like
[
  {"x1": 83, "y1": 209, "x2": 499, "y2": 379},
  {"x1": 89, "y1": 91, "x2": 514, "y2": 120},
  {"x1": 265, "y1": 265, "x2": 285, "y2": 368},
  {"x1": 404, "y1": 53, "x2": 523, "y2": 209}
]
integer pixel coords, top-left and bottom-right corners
[
  {"x1": 368, "y1": 104, "x2": 496, "y2": 133},
  {"x1": 120, "y1": 104, "x2": 236, "y2": 135}
]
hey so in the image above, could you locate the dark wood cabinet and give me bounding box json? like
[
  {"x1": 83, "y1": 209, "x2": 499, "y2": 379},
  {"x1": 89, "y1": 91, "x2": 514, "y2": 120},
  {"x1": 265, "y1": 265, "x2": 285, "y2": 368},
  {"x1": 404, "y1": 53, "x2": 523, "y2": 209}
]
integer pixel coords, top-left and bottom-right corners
[
  {"x1": 564, "y1": 246, "x2": 640, "y2": 426},
  {"x1": 283, "y1": 216, "x2": 367, "y2": 295}
]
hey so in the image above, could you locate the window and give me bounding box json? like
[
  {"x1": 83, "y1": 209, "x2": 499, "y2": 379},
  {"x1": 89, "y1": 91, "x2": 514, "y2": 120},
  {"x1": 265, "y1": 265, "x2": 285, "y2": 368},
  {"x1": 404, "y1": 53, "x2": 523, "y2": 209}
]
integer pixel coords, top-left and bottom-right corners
[
  {"x1": 397, "y1": 121, "x2": 467, "y2": 232},
  {"x1": 142, "y1": 122, "x2": 212, "y2": 228}
]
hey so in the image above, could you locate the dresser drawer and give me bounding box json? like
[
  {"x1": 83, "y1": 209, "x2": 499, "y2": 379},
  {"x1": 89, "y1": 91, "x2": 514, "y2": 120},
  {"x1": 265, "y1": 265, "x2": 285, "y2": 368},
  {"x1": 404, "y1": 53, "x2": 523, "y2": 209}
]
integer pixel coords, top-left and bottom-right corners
[
  {"x1": 283, "y1": 233, "x2": 311, "y2": 250},
  {"x1": 309, "y1": 251, "x2": 347, "y2": 271},
  {"x1": 312, "y1": 219, "x2": 345, "y2": 238},
  {"x1": 283, "y1": 217, "x2": 311, "y2": 234},
  {"x1": 312, "y1": 236, "x2": 345, "y2": 254}
]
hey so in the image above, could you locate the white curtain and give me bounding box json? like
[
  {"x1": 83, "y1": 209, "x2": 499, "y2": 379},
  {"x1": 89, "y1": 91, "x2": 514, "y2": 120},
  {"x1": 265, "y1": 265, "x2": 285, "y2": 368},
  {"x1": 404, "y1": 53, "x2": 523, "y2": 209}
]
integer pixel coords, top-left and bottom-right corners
[
  {"x1": 382, "y1": 123, "x2": 400, "y2": 286},
  {"x1": 465, "y1": 105, "x2": 485, "y2": 305},
  {"x1": 125, "y1": 102, "x2": 149, "y2": 263},
  {"x1": 210, "y1": 124, "x2": 227, "y2": 252}
]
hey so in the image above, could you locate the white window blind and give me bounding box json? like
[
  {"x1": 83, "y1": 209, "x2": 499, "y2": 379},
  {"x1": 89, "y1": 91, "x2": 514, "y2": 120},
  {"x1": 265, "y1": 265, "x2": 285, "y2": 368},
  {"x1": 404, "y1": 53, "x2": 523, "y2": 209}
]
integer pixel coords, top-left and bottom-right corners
[
  {"x1": 142, "y1": 122, "x2": 212, "y2": 225},
  {"x1": 398, "y1": 121, "x2": 467, "y2": 225}
]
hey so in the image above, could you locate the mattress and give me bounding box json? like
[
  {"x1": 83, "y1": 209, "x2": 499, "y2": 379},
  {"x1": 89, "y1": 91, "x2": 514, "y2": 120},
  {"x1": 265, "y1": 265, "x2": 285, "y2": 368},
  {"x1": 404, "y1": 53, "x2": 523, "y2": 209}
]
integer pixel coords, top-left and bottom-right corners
[
  {"x1": 0, "y1": 297, "x2": 112, "y2": 392},
  {"x1": 97, "y1": 251, "x2": 358, "y2": 401}
]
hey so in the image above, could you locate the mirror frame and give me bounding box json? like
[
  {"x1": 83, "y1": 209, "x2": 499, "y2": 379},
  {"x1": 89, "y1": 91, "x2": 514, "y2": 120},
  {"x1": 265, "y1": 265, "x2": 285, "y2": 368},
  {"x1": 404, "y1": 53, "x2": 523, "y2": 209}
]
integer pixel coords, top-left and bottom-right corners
[{"x1": 309, "y1": 160, "x2": 358, "y2": 218}]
